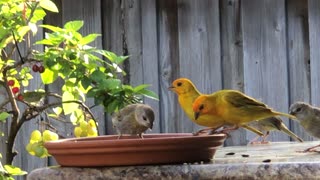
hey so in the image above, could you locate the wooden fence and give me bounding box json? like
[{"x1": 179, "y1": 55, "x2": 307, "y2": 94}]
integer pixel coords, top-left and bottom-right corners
[{"x1": 1, "y1": 0, "x2": 320, "y2": 175}]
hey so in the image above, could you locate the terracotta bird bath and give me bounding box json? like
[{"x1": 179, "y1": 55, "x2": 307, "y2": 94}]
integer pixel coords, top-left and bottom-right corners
[{"x1": 44, "y1": 133, "x2": 227, "y2": 167}]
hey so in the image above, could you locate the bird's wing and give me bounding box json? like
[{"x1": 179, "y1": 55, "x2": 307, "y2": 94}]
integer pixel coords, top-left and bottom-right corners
[{"x1": 224, "y1": 91, "x2": 267, "y2": 108}]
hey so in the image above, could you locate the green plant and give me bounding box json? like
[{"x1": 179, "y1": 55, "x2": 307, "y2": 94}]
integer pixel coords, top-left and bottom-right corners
[{"x1": 0, "y1": 0, "x2": 158, "y2": 178}]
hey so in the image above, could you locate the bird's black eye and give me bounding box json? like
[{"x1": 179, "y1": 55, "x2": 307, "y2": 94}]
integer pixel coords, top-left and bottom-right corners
[
  {"x1": 142, "y1": 116, "x2": 147, "y2": 121},
  {"x1": 177, "y1": 82, "x2": 182, "y2": 86},
  {"x1": 296, "y1": 107, "x2": 302, "y2": 112},
  {"x1": 199, "y1": 104, "x2": 204, "y2": 111}
]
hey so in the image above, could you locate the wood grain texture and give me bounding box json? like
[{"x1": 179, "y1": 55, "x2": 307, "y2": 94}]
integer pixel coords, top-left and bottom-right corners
[
  {"x1": 220, "y1": 0, "x2": 247, "y2": 146},
  {"x1": 158, "y1": 0, "x2": 180, "y2": 133},
  {"x1": 141, "y1": 0, "x2": 160, "y2": 133},
  {"x1": 177, "y1": 0, "x2": 222, "y2": 133},
  {"x1": 308, "y1": 0, "x2": 320, "y2": 107},
  {"x1": 242, "y1": 0, "x2": 290, "y2": 142},
  {"x1": 287, "y1": 0, "x2": 313, "y2": 141},
  {"x1": 101, "y1": 0, "x2": 123, "y2": 135}
]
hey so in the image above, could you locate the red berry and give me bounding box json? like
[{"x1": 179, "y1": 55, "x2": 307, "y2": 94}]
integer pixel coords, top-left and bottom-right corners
[
  {"x1": 17, "y1": 94, "x2": 24, "y2": 101},
  {"x1": 12, "y1": 87, "x2": 19, "y2": 94},
  {"x1": 38, "y1": 65, "x2": 45, "y2": 73},
  {"x1": 32, "y1": 64, "x2": 39, "y2": 72},
  {"x1": 7, "y1": 80, "x2": 15, "y2": 86}
]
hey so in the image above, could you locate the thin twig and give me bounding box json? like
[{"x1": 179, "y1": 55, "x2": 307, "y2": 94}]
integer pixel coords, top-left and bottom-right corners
[{"x1": 11, "y1": 31, "x2": 24, "y2": 63}]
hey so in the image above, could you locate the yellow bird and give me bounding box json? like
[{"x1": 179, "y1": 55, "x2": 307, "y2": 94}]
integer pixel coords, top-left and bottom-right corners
[
  {"x1": 169, "y1": 78, "x2": 263, "y2": 135},
  {"x1": 192, "y1": 90, "x2": 296, "y2": 134}
]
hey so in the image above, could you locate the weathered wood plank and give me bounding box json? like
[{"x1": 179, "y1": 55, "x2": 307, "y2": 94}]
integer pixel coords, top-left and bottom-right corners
[
  {"x1": 287, "y1": 0, "x2": 313, "y2": 141},
  {"x1": 242, "y1": 0, "x2": 290, "y2": 142},
  {"x1": 220, "y1": 0, "x2": 247, "y2": 146},
  {"x1": 101, "y1": 0, "x2": 123, "y2": 135},
  {"x1": 177, "y1": 0, "x2": 222, "y2": 133},
  {"x1": 308, "y1": 0, "x2": 320, "y2": 107},
  {"x1": 122, "y1": 0, "x2": 143, "y2": 88},
  {"x1": 158, "y1": 0, "x2": 180, "y2": 133},
  {"x1": 141, "y1": 0, "x2": 160, "y2": 133}
]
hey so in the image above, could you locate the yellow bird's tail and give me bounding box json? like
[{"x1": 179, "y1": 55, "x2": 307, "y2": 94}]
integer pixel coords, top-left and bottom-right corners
[
  {"x1": 274, "y1": 111, "x2": 296, "y2": 119},
  {"x1": 279, "y1": 123, "x2": 303, "y2": 142}
]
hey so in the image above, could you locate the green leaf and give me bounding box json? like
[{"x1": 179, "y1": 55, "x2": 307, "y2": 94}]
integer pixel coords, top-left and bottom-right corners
[
  {"x1": 39, "y1": 25, "x2": 63, "y2": 32},
  {"x1": 0, "y1": 112, "x2": 10, "y2": 122},
  {"x1": 79, "y1": 34, "x2": 100, "y2": 45},
  {"x1": 101, "y1": 79, "x2": 121, "y2": 90},
  {"x1": 138, "y1": 89, "x2": 159, "y2": 100},
  {"x1": 133, "y1": 84, "x2": 150, "y2": 92},
  {"x1": 91, "y1": 70, "x2": 106, "y2": 83},
  {"x1": 4, "y1": 165, "x2": 27, "y2": 176},
  {"x1": 40, "y1": 68, "x2": 58, "y2": 84},
  {"x1": 64, "y1": 21, "x2": 84, "y2": 31},
  {"x1": 53, "y1": 107, "x2": 62, "y2": 115},
  {"x1": 62, "y1": 91, "x2": 79, "y2": 115},
  {"x1": 81, "y1": 77, "x2": 92, "y2": 90},
  {"x1": 39, "y1": 0, "x2": 59, "y2": 13},
  {"x1": 35, "y1": 39, "x2": 55, "y2": 45}
]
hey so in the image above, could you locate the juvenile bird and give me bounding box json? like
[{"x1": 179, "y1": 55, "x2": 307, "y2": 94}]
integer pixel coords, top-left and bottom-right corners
[
  {"x1": 192, "y1": 90, "x2": 296, "y2": 134},
  {"x1": 289, "y1": 102, "x2": 320, "y2": 152},
  {"x1": 247, "y1": 117, "x2": 303, "y2": 144},
  {"x1": 112, "y1": 104, "x2": 155, "y2": 139},
  {"x1": 169, "y1": 78, "x2": 263, "y2": 136}
]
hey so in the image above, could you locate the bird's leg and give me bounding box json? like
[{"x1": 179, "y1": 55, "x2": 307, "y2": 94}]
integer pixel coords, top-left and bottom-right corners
[
  {"x1": 218, "y1": 125, "x2": 239, "y2": 134},
  {"x1": 117, "y1": 134, "x2": 122, "y2": 140},
  {"x1": 139, "y1": 133, "x2": 144, "y2": 139},
  {"x1": 193, "y1": 126, "x2": 222, "y2": 136},
  {"x1": 261, "y1": 131, "x2": 271, "y2": 144},
  {"x1": 297, "y1": 144, "x2": 320, "y2": 153},
  {"x1": 249, "y1": 135, "x2": 262, "y2": 144}
]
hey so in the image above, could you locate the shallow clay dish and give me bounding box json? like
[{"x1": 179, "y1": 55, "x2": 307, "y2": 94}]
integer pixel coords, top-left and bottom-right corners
[{"x1": 44, "y1": 133, "x2": 227, "y2": 167}]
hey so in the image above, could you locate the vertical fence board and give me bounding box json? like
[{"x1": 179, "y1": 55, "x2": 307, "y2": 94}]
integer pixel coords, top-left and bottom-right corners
[
  {"x1": 220, "y1": 0, "x2": 247, "y2": 146},
  {"x1": 177, "y1": 0, "x2": 222, "y2": 133},
  {"x1": 122, "y1": 0, "x2": 143, "y2": 87},
  {"x1": 287, "y1": 0, "x2": 313, "y2": 141},
  {"x1": 158, "y1": 0, "x2": 180, "y2": 133},
  {"x1": 101, "y1": 0, "x2": 123, "y2": 135},
  {"x1": 308, "y1": 0, "x2": 320, "y2": 107},
  {"x1": 242, "y1": 0, "x2": 290, "y2": 142},
  {"x1": 141, "y1": 0, "x2": 160, "y2": 133}
]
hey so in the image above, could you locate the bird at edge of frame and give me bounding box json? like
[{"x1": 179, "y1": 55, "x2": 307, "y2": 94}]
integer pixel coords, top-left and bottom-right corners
[
  {"x1": 192, "y1": 89, "x2": 297, "y2": 136},
  {"x1": 112, "y1": 103, "x2": 155, "y2": 139},
  {"x1": 289, "y1": 101, "x2": 320, "y2": 152},
  {"x1": 169, "y1": 77, "x2": 265, "y2": 137},
  {"x1": 247, "y1": 116, "x2": 303, "y2": 144}
]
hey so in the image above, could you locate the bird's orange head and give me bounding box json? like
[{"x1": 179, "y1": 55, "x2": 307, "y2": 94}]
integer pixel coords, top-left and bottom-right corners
[
  {"x1": 192, "y1": 95, "x2": 210, "y2": 120},
  {"x1": 169, "y1": 78, "x2": 197, "y2": 95}
]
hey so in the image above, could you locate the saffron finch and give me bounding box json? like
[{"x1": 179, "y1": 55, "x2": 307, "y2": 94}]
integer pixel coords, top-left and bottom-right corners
[
  {"x1": 169, "y1": 78, "x2": 263, "y2": 136},
  {"x1": 289, "y1": 102, "x2": 320, "y2": 152},
  {"x1": 192, "y1": 90, "x2": 296, "y2": 134},
  {"x1": 247, "y1": 116, "x2": 303, "y2": 144},
  {"x1": 112, "y1": 104, "x2": 155, "y2": 139}
]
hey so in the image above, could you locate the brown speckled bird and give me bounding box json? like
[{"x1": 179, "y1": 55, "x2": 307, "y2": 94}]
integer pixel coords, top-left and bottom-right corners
[{"x1": 112, "y1": 104, "x2": 155, "y2": 139}]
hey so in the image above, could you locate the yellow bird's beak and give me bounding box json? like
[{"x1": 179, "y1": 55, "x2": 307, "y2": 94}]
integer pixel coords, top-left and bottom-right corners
[
  {"x1": 194, "y1": 112, "x2": 200, "y2": 120},
  {"x1": 168, "y1": 86, "x2": 175, "y2": 90}
]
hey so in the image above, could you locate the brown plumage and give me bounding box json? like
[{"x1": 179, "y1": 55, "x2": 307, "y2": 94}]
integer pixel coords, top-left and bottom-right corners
[{"x1": 112, "y1": 104, "x2": 155, "y2": 139}]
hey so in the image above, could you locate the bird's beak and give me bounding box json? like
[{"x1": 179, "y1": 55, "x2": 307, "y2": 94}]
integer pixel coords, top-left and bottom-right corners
[
  {"x1": 168, "y1": 86, "x2": 175, "y2": 90},
  {"x1": 289, "y1": 110, "x2": 294, "y2": 115},
  {"x1": 194, "y1": 112, "x2": 200, "y2": 120}
]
